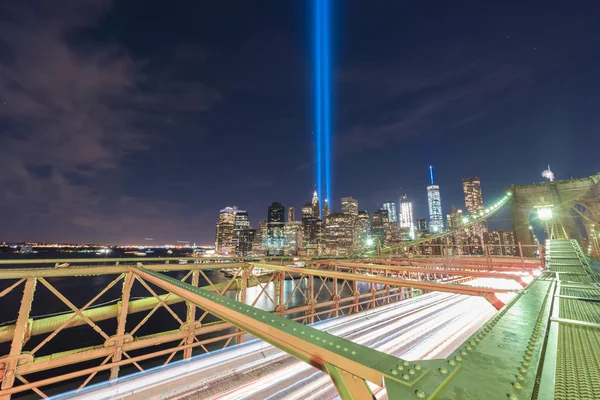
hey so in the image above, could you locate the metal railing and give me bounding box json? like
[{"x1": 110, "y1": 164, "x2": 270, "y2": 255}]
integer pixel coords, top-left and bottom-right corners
[{"x1": 0, "y1": 257, "x2": 427, "y2": 399}]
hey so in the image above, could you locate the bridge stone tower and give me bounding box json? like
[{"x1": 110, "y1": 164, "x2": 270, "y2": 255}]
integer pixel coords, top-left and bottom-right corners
[{"x1": 509, "y1": 173, "x2": 600, "y2": 255}]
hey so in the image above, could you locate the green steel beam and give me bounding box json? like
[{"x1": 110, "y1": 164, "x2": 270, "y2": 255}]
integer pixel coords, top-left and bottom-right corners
[{"x1": 128, "y1": 266, "x2": 445, "y2": 398}]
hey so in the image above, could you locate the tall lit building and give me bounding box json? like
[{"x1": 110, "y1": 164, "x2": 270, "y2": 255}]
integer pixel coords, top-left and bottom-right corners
[
  {"x1": 448, "y1": 207, "x2": 468, "y2": 254},
  {"x1": 427, "y1": 166, "x2": 444, "y2": 233},
  {"x1": 302, "y1": 218, "x2": 323, "y2": 256},
  {"x1": 288, "y1": 206, "x2": 295, "y2": 222},
  {"x1": 399, "y1": 194, "x2": 415, "y2": 239},
  {"x1": 462, "y1": 177, "x2": 484, "y2": 214},
  {"x1": 322, "y1": 199, "x2": 331, "y2": 218},
  {"x1": 416, "y1": 218, "x2": 427, "y2": 231},
  {"x1": 341, "y1": 197, "x2": 358, "y2": 216},
  {"x1": 266, "y1": 202, "x2": 285, "y2": 255},
  {"x1": 382, "y1": 201, "x2": 397, "y2": 223},
  {"x1": 233, "y1": 211, "x2": 252, "y2": 256},
  {"x1": 252, "y1": 220, "x2": 268, "y2": 255},
  {"x1": 357, "y1": 211, "x2": 371, "y2": 247},
  {"x1": 302, "y1": 202, "x2": 314, "y2": 219},
  {"x1": 215, "y1": 207, "x2": 240, "y2": 255},
  {"x1": 372, "y1": 209, "x2": 389, "y2": 243},
  {"x1": 463, "y1": 176, "x2": 487, "y2": 244},
  {"x1": 284, "y1": 221, "x2": 302, "y2": 255},
  {"x1": 324, "y1": 213, "x2": 355, "y2": 256},
  {"x1": 236, "y1": 228, "x2": 255, "y2": 256},
  {"x1": 311, "y1": 191, "x2": 320, "y2": 219}
]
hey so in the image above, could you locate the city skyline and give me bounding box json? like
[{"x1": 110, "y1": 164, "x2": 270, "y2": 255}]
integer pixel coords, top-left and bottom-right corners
[
  {"x1": 0, "y1": 168, "x2": 567, "y2": 246},
  {"x1": 1, "y1": 1, "x2": 598, "y2": 245}
]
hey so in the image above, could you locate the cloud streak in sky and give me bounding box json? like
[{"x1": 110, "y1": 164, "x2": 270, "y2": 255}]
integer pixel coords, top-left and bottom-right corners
[{"x1": 0, "y1": 1, "x2": 220, "y2": 242}]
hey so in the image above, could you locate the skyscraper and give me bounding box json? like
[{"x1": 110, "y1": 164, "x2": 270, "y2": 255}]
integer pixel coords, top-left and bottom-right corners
[
  {"x1": 233, "y1": 211, "x2": 252, "y2": 255},
  {"x1": 416, "y1": 218, "x2": 427, "y2": 231},
  {"x1": 322, "y1": 199, "x2": 331, "y2": 218},
  {"x1": 383, "y1": 201, "x2": 398, "y2": 223},
  {"x1": 302, "y1": 202, "x2": 314, "y2": 219},
  {"x1": 302, "y1": 218, "x2": 323, "y2": 256},
  {"x1": 284, "y1": 221, "x2": 302, "y2": 255},
  {"x1": 462, "y1": 177, "x2": 484, "y2": 214},
  {"x1": 372, "y1": 209, "x2": 389, "y2": 243},
  {"x1": 266, "y1": 202, "x2": 285, "y2": 255},
  {"x1": 324, "y1": 213, "x2": 355, "y2": 256},
  {"x1": 357, "y1": 210, "x2": 371, "y2": 247},
  {"x1": 448, "y1": 206, "x2": 467, "y2": 254},
  {"x1": 399, "y1": 194, "x2": 414, "y2": 239},
  {"x1": 236, "y1": 228, "x2": 255, "y2": 256},
  {"x1": 311, "y1": 191, "x2": 320, "y2": 219},
  {"x1": 288, "y1": 206, "x2": 295, "y2": 222},
  {"x1": 252, "y1": 220, "x2": 268, "y2": 255},
  {"x1": 341, "y1": 197, "x2": 358, "y2": 216},
  {"x1": 215, "y1": 207, "x2": 239, "y2": 255},
  {"x1": 462, "y1": 177, "x2": 487, "y2": 245},
  {"x1": 427, "y1": 166, "x2": 443, "y2": 233}
]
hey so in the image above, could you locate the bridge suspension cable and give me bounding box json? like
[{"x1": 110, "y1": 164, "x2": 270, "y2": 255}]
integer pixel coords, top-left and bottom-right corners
[{"x1": 369, "y1": 191, "x2": 513, "y2": 255}]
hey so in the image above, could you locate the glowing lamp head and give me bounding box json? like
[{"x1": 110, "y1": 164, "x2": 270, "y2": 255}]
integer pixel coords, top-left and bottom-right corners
[
  {"x1": 433, "y1": 226, "x2": 439, "y2": 233},
  {"x1": 462, "y1": 217, "x2": 469, "y2": 224},
  {"x1": 537, "y1": 207, "x2": 553, "y2": 221},
  {"x1": 366, "y1": 238, "x2": 374, "y2": 246}
]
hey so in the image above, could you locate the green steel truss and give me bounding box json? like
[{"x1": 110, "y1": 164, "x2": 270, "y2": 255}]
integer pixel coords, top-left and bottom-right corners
[{"x1": 129, "y1": 239, "x2": 599, "y2": 399}]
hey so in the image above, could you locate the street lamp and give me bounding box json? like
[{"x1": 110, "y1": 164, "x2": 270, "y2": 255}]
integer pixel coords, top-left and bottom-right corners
[
  {"x1": 537, "y1": 207, "x2": 553, "y2": 221},
  {"x1": 534, "y1": 204, "x2": 554, "y2": 240}
]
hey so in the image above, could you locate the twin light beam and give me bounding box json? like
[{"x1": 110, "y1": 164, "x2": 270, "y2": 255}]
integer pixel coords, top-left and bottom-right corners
[{"x1": 313, "y1": 0, "x2": 332, "y2": 214}]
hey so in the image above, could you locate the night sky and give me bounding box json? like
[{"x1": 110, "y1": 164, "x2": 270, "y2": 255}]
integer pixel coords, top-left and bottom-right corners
[{"x1": 1, "y1": 1, "x2": 599, "y2": 245}]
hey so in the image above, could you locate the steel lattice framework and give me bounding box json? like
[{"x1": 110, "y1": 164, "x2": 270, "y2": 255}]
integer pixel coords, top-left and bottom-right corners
[{"x1": 0, "y1": 251, "x2": 542, "y2": 399}]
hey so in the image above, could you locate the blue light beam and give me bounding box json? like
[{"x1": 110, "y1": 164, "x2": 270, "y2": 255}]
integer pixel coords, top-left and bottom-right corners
[
  {"x1": 313, "y1": 0, "x2": 332, "y2": 212},
  {"x1": 429, "y1": 165, "x2": 435, "y2": 185},
  {"x1": 313, "y1": 0, "x2": 323, "y2": 213},
  {"x1": 322, "y1": 0, "x2": 332, "y2": 204}
]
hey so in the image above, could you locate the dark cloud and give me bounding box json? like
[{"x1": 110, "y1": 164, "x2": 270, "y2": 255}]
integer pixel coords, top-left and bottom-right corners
[{"x1": 0, "y1": 0, "x2": 220, "y2": 242}]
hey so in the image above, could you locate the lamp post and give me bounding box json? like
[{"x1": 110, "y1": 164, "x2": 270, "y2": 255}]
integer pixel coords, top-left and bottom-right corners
[{"x1": 534, "y1": 204, "x2": 554, "y2": 240}]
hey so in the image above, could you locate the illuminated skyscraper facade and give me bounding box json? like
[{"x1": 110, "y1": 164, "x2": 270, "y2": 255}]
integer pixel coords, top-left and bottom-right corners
[
  {"x1": 427, "y1": 166, "x2": 443, "y2": 233},
  {"x1": 462, "y1": 177, "x2": 484, "y2": 214},
  {"x1": 341, "y1": 197, "x2": 358, "y2": 216},
  {"x1": 427, "y1": 185, "x2": 443, "y2": 233},
  {"x1": 372, "y1": 209, "x2": 389, "y2": 243},
  {"x1": 311, "y1": 191, "x2": 320, "y2": 219},
  {"x1": 252, "y1": 220, "x2": 268, "y2": 255},
  {"x1": 266, "y1": 202, "x2": 285, "y2": 255},
  {"x1": 215, "y1": 207, "x2": 240, "y2": 255},
  {"x1": 399, "y1": 194, "x2": 415, "y2": 239},
  {"x1": 288, "y1": 206, "x2": 295, "y2": 222},
  {"x1": 302, "y1": 218, "x2": 323, "y2": 256},
  {"x1": 322, "y1": 199, "x2": 330, "y2": 218},
  {"x1": 324, "y1": 213, "x2": 355, "y2": 256},
  {"x1": 382, "y1": 201, "x2": 397, "y2": 223},
  {"x1": 357, "y1": 210, "x2": 371, "y2": 246},
  {"x1": 233, "y1": 211, "x2": 252, "y2": 256},
  {"x1": 448, "y1": 206, "x2": 468, "y2": 254},
  {"x1": 284, "y1": 221, "x2": 302, "y2": 255},
  {"x1": 302, "y1": 202, "x2": 314, "y2": 219},
  {"x1": 462, "y1": 177, "x2": 487, "y2": 247}
]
